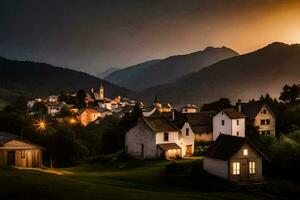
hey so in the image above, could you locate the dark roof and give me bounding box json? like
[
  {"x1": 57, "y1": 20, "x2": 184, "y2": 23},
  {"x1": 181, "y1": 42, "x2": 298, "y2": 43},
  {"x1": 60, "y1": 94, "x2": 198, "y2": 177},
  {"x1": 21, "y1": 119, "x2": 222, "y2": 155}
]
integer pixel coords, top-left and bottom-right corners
[
  {"x1": 220, "y1": 108, "x2": 246, "y2": 119},
  {"x1": 157, "y1": 143, "x2": 181, "y2": 151},
  {"x1": 143, "y1": 111, "x2": 178, "y2": 132},
  {"x1": 0, "y1": 132, "x2": 44, "y2": 149},
  {"x1": 186, "y1": 112, "x2": 214, "y2": 134},
  {"x1": 206, "y1": 134, "x2": 269, "y2": 161},
  {"x1": 239, "y1": 102, "x2": 272, "y2": 119}
]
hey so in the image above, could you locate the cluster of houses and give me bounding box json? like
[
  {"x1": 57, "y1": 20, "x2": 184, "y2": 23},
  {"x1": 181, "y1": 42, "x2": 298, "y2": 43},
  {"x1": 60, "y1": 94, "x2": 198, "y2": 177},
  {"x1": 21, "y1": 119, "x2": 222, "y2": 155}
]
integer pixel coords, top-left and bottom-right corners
[
  {"x1": 125, "y1": 98, "x2": 275, "y2": 181},
  {"x1": 27, "y1": 84, "x2": 137, "y2": 126}
]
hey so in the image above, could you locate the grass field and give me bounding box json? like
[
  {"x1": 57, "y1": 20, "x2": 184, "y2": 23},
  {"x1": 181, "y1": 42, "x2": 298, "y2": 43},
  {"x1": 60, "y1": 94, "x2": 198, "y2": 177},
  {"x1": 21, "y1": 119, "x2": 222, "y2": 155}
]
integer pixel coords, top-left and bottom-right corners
[
  {"x1": 0, "y1": 159, "x2": 288, "y2": 200},
  {"x1": 0, "y1": 99, "x2": 8, "y2": 110}
]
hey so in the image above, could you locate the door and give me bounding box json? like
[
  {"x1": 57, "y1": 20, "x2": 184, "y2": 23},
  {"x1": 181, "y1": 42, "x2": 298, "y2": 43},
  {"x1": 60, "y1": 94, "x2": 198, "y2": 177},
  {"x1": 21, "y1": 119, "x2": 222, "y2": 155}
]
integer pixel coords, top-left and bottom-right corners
[
  {"x1": 240, "y1": 158, "x2": 248, "y2": 181},
  {"x1": 186, "y1": 145, "x2": 192, "y2": 156},
  {"x1": 7, "y1": 151, "x2": 16, "y2": 166}
]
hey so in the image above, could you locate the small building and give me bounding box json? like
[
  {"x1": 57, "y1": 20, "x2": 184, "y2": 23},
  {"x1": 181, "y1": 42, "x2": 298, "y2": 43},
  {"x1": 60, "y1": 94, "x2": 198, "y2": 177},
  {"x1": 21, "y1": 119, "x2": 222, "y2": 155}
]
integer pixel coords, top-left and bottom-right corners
[
  {"x1": 125, "y1": 109, "x2": 192, "y2": 159},
  {"x1": 213, "y1": 108, "x2": 246, "y2": 141},
  {"x1": 203, "y1": 134, "x2": 269, "y2": 181},
  {"x1": 236, "y1": 101, "x2": 276, "y2": 136},
  {"x1": 77, "y1": 108, "x2": 101, "y2": 126},
  {"x1": 182, "y1": 104, "x2": 198, "y2": 113},
  {"x1": 48, "y1": 95, "x2": 59, "y2": 103},
  {"x1": 47, "y1": 102, "x2": 65, "y2": 116},
  {"x1": 0, "y1": 132, "x2": 43, "y2": 168},
  {"x1": 27, "y1": 100, "x2": 35, "y2": 109}
]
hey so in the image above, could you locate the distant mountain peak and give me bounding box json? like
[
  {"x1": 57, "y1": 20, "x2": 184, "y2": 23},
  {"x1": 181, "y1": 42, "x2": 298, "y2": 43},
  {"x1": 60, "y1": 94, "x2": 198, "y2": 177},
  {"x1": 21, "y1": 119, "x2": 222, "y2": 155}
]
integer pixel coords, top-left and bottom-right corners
[{"x1": 264, "y1": 42, "x2": 289, "y2": 49}]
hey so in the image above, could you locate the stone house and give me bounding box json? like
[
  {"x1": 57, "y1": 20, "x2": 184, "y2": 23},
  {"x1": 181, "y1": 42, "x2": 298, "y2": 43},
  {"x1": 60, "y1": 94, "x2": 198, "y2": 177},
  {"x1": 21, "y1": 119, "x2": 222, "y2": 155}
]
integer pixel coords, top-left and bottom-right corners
[
  {"x1": 236, "y1": 101, "x2": 276, "y2": 136},
  {"x1": 125, "y1": 109, "x2": 194, "y2": 159}
]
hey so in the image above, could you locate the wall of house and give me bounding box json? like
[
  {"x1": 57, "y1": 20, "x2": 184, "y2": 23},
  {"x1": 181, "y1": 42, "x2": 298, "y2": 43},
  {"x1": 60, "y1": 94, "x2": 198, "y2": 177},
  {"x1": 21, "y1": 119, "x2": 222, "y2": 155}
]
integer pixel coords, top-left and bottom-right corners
[
  {"x1": 125, "y1": 121, "x2": 157, "y2": 159},
  {"x1": 229, "y1": 143, "x2": 263, "y2": 181},
  {"x1": 155, "y1": 131, "x2": 180, "y2": 145},
  {"x1": 180, "y1": 122, "x2": 195, "y2": 156},
  {"x1": 231, "y1": 118, "x2": 245, "y2": 137},
  {"x1": 182, "y1": 108, "x2": 197, "y2": 113},
  {"x1": 203, "y1": 157, "x2": 228, "y2": 180},
  {"x1": 254, "y1": 105, "x2": 276, "y2": 136},
  {"x1": 0, "y1": 140, "x2": 42, "y2": 168},
  {"x1": 213, "y1": 112, "x2": 232, "y2": 140},
  {"x1": 194, "y1": 132, "x2": 213, "y2": 142}
]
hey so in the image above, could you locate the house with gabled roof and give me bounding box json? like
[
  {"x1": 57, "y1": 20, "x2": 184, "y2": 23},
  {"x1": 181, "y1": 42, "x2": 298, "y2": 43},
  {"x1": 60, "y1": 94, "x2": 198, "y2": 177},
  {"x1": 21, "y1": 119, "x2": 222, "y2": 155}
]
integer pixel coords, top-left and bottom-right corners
[
  {"x1": 236, "y1": 101, "x2": 276, "y2": 136},
  {"x1": 213, "y1": 108, "x2": 246, "y2": 141},
  {"x1": 77, "y1": 108, "x2": 101, "y2": 126},
  {"x1": 125, "y1": 109, "x2": 190, "y2": 159},
  {"x1": 0, "y1": 132, "x2": 44, "y2": 168},
  {"x1": 203, "y1": 134, "x2": 269, "y2": 181}
]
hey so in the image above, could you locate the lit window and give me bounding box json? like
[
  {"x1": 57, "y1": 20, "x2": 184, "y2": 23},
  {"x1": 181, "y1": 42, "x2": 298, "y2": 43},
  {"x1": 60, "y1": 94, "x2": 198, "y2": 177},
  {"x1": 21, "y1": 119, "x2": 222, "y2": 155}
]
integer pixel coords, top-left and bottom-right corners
[
  {"x1": 222, "y1": 120, "x2": 225, "y2": 126},
  {"x1": 237, "y1": 120, "x2": 239, "y2": 125},
  {"x1": 232, "y1": 162, "x2": 240, "y2": 175},
  {"x1": 237, "y1": 131, "x2": 239, "y2": 136},
  {"x1": 243, "y1": 149, "x2": 248, "y2": 156},
  {"x1": 249, "y1": 162, "x2": 255, "y2": 174},
  {"x1": 266, "y1": 119, "x2": 270, "y2": 125}
]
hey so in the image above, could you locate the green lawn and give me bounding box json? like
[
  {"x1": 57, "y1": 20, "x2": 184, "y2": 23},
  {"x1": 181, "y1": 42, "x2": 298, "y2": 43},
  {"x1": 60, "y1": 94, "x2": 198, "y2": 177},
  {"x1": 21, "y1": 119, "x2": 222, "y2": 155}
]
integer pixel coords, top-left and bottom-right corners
[
  {"x1": 0, "y1": 159, "x2": 284, "y2": 200},
  {"x1": 0, "y1": 99, "x2": 8, "y2": 110}
]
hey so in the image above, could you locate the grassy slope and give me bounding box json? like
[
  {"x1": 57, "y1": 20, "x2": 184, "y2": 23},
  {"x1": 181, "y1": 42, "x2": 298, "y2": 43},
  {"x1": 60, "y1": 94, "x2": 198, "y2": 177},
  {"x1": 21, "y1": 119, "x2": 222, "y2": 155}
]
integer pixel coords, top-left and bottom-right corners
[
  {"x1": 0, "y1": 159, "x2": 272, "y2": 200},
  {"x1": 0, "y1": 99, "x2": 8, "y2": 110}
]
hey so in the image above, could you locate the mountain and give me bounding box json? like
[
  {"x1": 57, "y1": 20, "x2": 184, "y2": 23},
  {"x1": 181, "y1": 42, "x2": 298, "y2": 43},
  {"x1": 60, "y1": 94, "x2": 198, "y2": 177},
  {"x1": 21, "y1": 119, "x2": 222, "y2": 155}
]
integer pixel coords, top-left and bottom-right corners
[
  {"x1": 105, "y1": 47, "x2": 239, "y2": 91},
  {"x1": 0, "y1": 57, "x2": 137, "y2": 101},
  {"x1": 143, "y1": 42, "x2": 300, "y2": 107},
  {"x1": 96, "y1": 67, "x2": 119, "y2": 79}
]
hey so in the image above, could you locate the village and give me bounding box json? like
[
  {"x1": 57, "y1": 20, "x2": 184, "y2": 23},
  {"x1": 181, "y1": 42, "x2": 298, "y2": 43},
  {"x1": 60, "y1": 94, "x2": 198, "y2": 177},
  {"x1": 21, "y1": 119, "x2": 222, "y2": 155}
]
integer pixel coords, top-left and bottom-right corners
[{"x1": 0, "y1": 83, "x2": 278, "y2": 184}]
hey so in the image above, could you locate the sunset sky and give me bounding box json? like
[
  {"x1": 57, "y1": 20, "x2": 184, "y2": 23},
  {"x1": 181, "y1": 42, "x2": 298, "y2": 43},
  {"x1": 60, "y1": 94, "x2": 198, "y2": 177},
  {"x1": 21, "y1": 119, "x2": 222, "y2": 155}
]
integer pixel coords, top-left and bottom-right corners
[{"x1": 1, "y1": 0, "x2": 300, "y2": 74}]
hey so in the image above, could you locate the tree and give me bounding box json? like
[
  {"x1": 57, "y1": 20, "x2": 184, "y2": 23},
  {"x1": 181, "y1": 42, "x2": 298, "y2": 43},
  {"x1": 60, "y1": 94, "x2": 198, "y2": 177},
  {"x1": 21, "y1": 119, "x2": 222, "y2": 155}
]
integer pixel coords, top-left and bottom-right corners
[
  {"x1": 76, "y1": 89, "x2": 87, "y2": 108},
  {"x1": 201, "y1": 98, "x2": 232, "y2": 111},
  {"x1": 279, "y1": 84, "x2": 300, "y2": 104}
]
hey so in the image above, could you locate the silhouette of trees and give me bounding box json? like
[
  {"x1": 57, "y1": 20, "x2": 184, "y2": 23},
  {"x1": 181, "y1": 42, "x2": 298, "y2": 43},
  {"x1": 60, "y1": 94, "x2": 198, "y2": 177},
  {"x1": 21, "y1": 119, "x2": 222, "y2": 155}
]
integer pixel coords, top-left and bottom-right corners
[{"x1": 279, "y1": 84, "x2": 300, "y2": 104}]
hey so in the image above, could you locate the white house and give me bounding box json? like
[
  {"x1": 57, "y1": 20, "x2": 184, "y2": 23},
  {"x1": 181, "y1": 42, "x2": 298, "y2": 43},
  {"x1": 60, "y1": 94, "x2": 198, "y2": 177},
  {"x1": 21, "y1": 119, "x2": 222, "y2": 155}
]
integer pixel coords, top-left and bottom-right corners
[
  {"x1": 212, "y1": 108, "x2": 246, "y2": 141},
  {"x1": 181, "y1": 104, "x2": 198, "y2": 113},
  {"x1": 48, "y1": 95, "x2": 59, "y2": 103},
  {"x1": 125, "y1": 109, "x2": 193, "y2": 159},
  {"x1": 203, "y1": 134, "x2": 269, "y2": 181},
  {"x1": 27, "y1": 100, "x2": 35, "y2": 109},
  {"x1": 47, "y1": 102, "x2": 65, "y2": 116}
]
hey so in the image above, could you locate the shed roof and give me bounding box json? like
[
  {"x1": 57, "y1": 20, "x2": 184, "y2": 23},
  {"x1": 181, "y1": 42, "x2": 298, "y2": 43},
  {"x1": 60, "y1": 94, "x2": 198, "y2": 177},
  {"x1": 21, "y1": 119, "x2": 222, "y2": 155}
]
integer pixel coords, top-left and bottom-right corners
[
  {"x1": 219, "y1": 108, "x2": 246, "y2": 119},
  {"x1": 206, "y1": 134, "x2": 269, "y2": 161},
  {"x1": 0, "y1": 132, "x2": 44, "y2": 149},
  {"x1": 157, "y1": 143, "x2": 181, "y2": 151}
]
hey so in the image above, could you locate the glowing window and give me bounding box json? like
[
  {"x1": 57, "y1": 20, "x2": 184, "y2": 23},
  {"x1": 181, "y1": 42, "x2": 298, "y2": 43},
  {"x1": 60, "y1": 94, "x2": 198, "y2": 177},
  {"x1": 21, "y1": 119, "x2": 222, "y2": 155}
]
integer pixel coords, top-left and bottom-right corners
[
  {"x1": 232, "y1": 162, "x2": 240, "y2": 175},
  {"x1": 243, "y1": 149, "x2": 248, "y2": 156},
  {"x1": 249, "y1": 162, "x2": 255, "y2": 174},
  {"x1": 21, "y1": 150, "x2": 25, "y2": 158}
]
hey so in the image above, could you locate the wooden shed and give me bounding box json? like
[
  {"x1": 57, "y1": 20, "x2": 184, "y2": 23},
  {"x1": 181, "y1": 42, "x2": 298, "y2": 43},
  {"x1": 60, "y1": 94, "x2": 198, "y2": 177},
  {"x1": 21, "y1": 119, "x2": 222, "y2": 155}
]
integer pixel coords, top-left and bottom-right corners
[{"x1": 0, "y1": 132, "x2": 44, "y2": 168}]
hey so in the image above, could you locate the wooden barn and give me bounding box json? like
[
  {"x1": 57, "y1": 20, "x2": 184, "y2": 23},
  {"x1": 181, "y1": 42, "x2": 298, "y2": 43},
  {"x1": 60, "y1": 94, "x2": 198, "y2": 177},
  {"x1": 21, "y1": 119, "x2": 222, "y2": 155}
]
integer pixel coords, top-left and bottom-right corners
[{"x1": 0, "y1": 132, "x2": 44, "y2": 168}]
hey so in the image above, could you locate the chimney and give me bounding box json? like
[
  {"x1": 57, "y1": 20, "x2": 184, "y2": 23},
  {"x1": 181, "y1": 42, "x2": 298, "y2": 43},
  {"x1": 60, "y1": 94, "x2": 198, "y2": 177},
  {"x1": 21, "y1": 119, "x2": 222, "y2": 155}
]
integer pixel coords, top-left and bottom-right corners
[
  {"x1": 172, "y1": 110, "x2": 175, "y2": 121},
  {"x1": 237, "y1": 99, "x2": 242, "y2": 113}
]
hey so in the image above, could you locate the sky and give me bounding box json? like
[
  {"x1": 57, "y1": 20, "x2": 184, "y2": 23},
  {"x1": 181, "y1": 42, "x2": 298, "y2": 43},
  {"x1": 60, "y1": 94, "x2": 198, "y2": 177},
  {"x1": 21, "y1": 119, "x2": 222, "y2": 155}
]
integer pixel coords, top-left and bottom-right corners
[{"x1": 1, "y1": 0, "x2": 300, "y2": 75}]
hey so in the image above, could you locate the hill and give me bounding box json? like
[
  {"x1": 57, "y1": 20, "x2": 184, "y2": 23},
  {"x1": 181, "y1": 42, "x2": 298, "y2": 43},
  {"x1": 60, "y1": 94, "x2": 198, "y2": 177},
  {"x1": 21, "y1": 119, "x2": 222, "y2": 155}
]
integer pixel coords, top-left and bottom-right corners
[
  {"x1": 0, "y1": 57, "x2": 137, "y2": 100},
  {"x1": 96, "y1": 67, "x2": 119, "y2": 79},
  {"x1": 143, "y1": 42, "x2": 300, "y2": 106},
  {"x1": 105, "y1": 47, "x2": 239, "y2": 91}
]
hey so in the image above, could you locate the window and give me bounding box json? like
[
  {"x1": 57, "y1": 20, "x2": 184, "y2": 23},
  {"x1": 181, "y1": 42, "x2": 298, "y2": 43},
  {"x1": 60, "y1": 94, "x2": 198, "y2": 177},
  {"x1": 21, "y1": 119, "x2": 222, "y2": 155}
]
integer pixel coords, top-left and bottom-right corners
[
  {"x1": 243, "y1": 149, "x2": 248, "y2": 156},
  {"x1": 164, "y1": 132, "x2": 169, "y2": 141},
  {"x1": 237, "y1": 131, "x2": 239, "y2": 136},
  {"x1": 237, "y1": 120, "x2": 239, "y2": 125},
  {"x1": 249, "y1": 162, "x2": 255, "y2": 174},
  {"x1": 266, "y1": 130, "x2": 271, "y2": 134},
  {"x1": 263, "y1": 109, "x2": 267, "y2": 114},
  {"x1": 141, "y1": 144, "x2": 144, "y2": 157},
  {"x1": 21, "y1": 150, "x2": 25, "y2": 158},
  {"x1": 221, "y1": 120, "x2": 225, "y2": 126},
  {"x1": 186, "y1": 128, "x2": 189, "y2": 136},
  {"x1": 266, "y1": 119, "x2": 270, "y2": 125},
  {"x1": 232, "y1": 162, "x2": 240, "y2": 175},
  {"x1": 261, "y1": 120, "x2": 266, "y2": 125}
]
